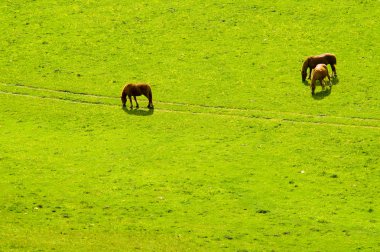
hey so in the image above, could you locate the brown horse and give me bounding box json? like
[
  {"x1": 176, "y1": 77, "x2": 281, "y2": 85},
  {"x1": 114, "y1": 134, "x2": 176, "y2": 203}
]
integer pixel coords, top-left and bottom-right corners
[
  {"x1": 302, "y1": 53, "x2": 337, "y2": 81},
  {"x1": 310, "y1": 64, "x2": 331, "y2": 95},
  {"x1": 121, "y1": 83, "x2": 154, "y2": 109}
]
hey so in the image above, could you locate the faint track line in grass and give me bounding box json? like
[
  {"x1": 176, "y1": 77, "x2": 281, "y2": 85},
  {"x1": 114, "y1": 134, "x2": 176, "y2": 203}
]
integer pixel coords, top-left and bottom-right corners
[
  {"x1": 2, "y1": 82, "x2": 115, "y2": 99},
  {"x1": 0, "y1": 90, "x2": 116, "y2": 107},
  {"x1": 153, "y1": 99, "x2": 380, "y2": 124},
  {"x1": 1, "y1": 91, "x2": 379, "y2": 130},
  {"x1": 1, "y1": 90, "x2": 379, "y2": 129},
  {"x1": 1, "y1": 83, "x2": 379, "y2": 129},
  {"x1": 3, "y1": 82, "x2": 380, "y2": 123},
  {"x1": 157, "y1": 107, "x2": 380, "y2": 129}
]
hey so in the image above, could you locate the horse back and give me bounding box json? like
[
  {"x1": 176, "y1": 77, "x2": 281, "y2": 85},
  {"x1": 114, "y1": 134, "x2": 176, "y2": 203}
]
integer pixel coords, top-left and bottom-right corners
[
  {"x1": 315, "y1": 53, "x2": 336, "y2": 64},
  {"x1": 308, "y1": 53, "x2": 335, "y2": 68},
  {"x1": 313, "y1": 64, "x2": 329, "y2": 79},
  {"x1": 123, "y1": 83, "x2": 151, "y2": 96}
]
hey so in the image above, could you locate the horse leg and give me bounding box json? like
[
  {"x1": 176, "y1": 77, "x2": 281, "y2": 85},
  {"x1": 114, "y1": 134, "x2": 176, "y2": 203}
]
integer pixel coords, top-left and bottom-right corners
[
  {"x1": 331, "y1": 64, "x2": 337, "y2": 77},
  {"x1": 149, "y1": 100, "x2": 154, "y2": 109},
  {"x1": 327, "y1": 74, "x2": 332, "y2": 86},
  {"x1": 143, "y1": 93, "x2": 153, "y2": 109},
  {"x1": 128, "y1": 95, "x2": 133, "y2": 109},
  {"x1": 134, "y1": 96, "x2": 139, "y2": 108},
  {"x1": 142, "y1": 94, "x2": 149, "y2": 108},
  {"x1": 311, "y1": 81, "x2": 315, "y2": 95},
  {"x1": 320, "y1": 78, "x2": 325, "y2": 90}
]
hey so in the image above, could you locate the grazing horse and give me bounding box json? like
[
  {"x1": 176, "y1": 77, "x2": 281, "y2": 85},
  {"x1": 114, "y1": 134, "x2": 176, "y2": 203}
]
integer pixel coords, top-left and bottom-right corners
[
  {"x1": 121, "y1": 83, "x2": 154, "y2": 109},
  {"x1": 310, "y1": 64, "x2": 331, "y2": 95},
  {"x1": 302, "y1": 53, "x2": 337, "y2": 81}
]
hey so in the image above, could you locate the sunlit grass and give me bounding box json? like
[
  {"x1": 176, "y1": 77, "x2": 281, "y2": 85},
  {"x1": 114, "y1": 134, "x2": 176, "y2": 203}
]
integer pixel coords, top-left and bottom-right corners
[{"x1": 0, "y1": 0, "x2": 379, "y2": 251}]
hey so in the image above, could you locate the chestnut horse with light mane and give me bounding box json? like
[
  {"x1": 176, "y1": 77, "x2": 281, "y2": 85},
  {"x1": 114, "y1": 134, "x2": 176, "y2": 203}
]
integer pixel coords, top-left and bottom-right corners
[
  {"x1": 310, "y1": 64, "x2": 331, "y2": 95},
  {"x1": 121, "y1": 83, "x2": 154, "y2": 109},
  {"x1": 302, "y1": 53, "x2": 337, "y2": 81}
]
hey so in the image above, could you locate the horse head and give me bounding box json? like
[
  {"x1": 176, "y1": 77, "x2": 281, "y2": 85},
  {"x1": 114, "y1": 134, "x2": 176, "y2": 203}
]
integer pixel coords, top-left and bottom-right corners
[
  {"x1": 121, "y1": 93, "x2": 127, "y2": 107},
  {"x1": 301, "y1": 57, "x2": 311, "y2": 82},
  {"x1": 301, "y1": 71, "x2": 307, "y2": 82}
]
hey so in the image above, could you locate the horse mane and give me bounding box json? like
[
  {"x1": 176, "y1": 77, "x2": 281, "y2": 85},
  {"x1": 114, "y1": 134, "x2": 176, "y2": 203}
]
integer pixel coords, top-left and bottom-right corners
[
  {"x1": 301, "y1": 57, "x2": 310, "y2": 73},
  {"x1": 121, "y1": 86, "x2": 128, "y2": 99}
]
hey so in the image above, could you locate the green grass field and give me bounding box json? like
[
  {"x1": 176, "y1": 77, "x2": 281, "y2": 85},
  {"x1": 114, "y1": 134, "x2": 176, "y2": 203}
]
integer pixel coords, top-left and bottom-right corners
[{"x1": 1, "y1": 0, "x2": 379, "y2": 251}]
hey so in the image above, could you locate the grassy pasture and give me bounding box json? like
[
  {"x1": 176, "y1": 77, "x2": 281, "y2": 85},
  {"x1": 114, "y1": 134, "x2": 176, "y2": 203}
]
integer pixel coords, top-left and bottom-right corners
[{"x1": 0, "y1": 0, "x2": 379, "y2": 251}]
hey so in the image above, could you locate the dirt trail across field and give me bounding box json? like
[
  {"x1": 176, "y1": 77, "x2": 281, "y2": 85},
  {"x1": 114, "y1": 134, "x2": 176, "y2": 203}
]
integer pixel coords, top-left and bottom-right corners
[{"x1": 1, "y1": 83, "x2": 379, "y2": 129}]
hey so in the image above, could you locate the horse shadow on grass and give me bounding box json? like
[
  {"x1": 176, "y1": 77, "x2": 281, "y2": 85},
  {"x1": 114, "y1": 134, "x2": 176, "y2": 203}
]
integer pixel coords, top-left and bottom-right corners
[
  {"x1": 331, "y1": 76, "x2": 339, "y2": 85},
  {"x1": 302, "y1": 76, "x2": 339, "y2": 86},
  {"x1": 302, "y1": 76, "x2": 338, "y2": 100},
  {"x1": 312, "y1": 86, "x2": 332, "y2": 100},
  {"x1": 123, "y1": 107, "x2": 154, "y2": 116}
]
